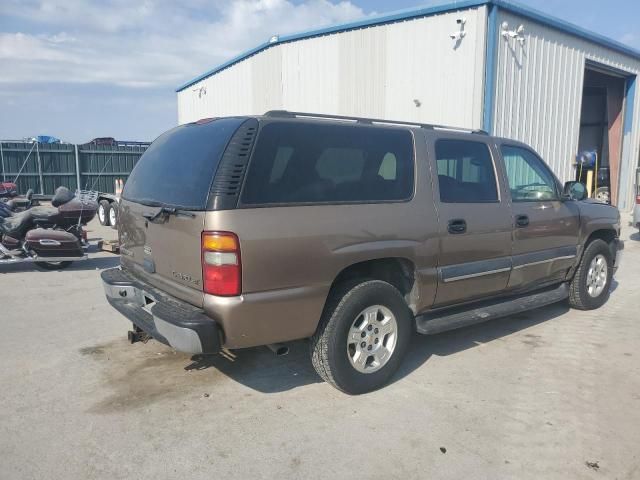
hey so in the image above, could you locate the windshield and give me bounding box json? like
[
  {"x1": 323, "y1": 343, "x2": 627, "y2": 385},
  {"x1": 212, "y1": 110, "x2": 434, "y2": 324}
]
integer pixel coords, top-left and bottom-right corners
[{"x1": 122, "y1": 117, "x2": 245, "y2": 210}]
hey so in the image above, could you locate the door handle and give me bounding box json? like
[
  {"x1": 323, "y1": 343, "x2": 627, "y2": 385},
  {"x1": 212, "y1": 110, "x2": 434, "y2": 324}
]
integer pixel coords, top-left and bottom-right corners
[
  {"x1": 448, "y1": 219, "x2": 467, "y2": 234},
  {"x1": 515, "y1": 214, "x2": 529, "y2": 228}
]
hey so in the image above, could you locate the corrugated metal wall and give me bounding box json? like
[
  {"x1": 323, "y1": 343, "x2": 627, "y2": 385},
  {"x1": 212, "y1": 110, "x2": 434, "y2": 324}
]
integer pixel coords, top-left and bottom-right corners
[
  {"x1": 0, "y1": 142, "x2": 77, "y2": 194},
  {"x1": 493, "y1": 10, "x2": 640, "y2": 210},
  {"x1": 0, "y1": 142, "x2": 149, "y2": 195},
  {"x1": 79, "y1": 144, "x2": 147, "y2": 193},
  {"x1": 177, "y1": 6, "x2": 488, "y2": 130}
]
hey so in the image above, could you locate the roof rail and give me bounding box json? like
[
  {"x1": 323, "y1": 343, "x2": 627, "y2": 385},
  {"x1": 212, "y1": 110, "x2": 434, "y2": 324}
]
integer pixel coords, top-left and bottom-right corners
[{"x1": 263, "y1": 110, "x2": 489, "y2": 135}]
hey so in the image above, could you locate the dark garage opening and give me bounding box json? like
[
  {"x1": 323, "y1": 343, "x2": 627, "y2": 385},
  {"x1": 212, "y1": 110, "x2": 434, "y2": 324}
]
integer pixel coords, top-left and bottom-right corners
[{"x1": 577, "y1": 67, "x2": 626, "y2": 205}]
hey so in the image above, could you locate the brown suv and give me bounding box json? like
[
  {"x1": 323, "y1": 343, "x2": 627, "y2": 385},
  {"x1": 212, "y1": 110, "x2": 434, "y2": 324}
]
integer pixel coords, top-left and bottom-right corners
[{"x1": 102, "y1": 111, "x2": 623, "y2": 394}]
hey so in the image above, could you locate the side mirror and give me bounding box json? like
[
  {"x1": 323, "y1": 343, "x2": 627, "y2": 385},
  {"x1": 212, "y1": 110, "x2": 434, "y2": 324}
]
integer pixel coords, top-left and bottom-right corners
[{"x1": 563, "y1": 181, "x2": 587, "y2": 201}]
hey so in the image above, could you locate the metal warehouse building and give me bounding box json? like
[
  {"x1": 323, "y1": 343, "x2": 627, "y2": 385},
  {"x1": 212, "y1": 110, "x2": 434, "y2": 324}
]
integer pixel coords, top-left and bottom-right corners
[{"x1": 176, "y1": 0, "x2": 640, "y2": 210}]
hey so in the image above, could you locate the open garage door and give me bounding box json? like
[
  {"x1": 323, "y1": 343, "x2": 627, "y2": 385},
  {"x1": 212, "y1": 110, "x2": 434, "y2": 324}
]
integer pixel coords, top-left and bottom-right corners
[{"x1": 577, "y1": 67, "x2": 627, "y2": 205}]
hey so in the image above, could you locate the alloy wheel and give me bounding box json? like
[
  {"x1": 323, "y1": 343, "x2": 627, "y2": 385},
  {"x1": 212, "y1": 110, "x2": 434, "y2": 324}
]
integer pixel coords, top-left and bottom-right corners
[
  {"x1": 586, "y1": 253, "x2": 608, "y2": 298},
  {"x1": 346, "y1": 305, "x2": 398, "y2": 374}
]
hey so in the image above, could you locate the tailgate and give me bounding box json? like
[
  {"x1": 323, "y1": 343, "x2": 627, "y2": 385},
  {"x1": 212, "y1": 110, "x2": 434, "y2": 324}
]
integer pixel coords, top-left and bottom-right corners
[
  {"x1": 115, "y1": 117, "x2": 248, "y2": 308},
  {"x1": 119, "y1": 199, "x2": 206, "y2": 307}
]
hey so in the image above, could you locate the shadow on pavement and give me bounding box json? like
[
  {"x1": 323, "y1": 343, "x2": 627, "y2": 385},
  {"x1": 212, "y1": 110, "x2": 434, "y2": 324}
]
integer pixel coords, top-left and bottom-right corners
[
  {"x1": 395, "y1": 302, "x2": 570, "y2": 383},
  {"x1": 85, "y1": 297, "x2": 592, "y2": 410},
  {"x1": 68, "y1": 256, "x2": 120, "y2": 271},
  {"x1": 0, "y1": 255, "x2": 119, "y2": 274},
  {"x1": 186, "y1": 341, "x2": 322, "y2": 393},
  {"x1": 185, "y1": 301, "x2": 572, "y2": 394}
]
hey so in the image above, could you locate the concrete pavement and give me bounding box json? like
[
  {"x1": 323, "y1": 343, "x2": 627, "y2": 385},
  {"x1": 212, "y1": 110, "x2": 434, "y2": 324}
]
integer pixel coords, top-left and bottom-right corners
[{"x1": 1, "y1": 219, "x2": 639, "y2": 480}]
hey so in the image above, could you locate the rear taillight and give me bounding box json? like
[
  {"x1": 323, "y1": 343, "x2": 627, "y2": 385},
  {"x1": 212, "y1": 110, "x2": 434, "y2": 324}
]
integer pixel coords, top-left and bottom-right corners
[
  {"x1": 201, "y1": 232, "x2": 241, "y2": 296},
  {"x1": 636, "y1": 194, "x2": 640, "y2": 204}
]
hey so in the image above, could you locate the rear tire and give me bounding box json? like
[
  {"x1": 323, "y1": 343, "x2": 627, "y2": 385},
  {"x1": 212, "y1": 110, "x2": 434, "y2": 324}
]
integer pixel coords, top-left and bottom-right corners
[
  {"x1": 109, "y1": 203, "x2": 117, "y2": 230},
  {"x1": 594, "y1": 187, "x2": 610, "y2": 203},
  {"x1": 310, "y1": 280, "x2": 412, "y2": 394},
  {"x1": 34, "y1": 261, "x2": 73, "y2": 270},
  {"x1": 98, "y1": 200, "x2": 111, "y2": 226},
  {"x1": 568, "y1": 239, "x2": 612, "y2": 310}
]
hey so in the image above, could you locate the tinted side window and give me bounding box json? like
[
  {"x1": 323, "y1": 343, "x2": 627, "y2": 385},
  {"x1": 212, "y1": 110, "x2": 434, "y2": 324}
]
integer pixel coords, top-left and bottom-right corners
[
  {"x1": 501, "y1": 145, "x2": 558, "y2": 201},
  {"x1": 316, "y1": 148, "x2": 365, "y2": 184},
  {"x1": 435, "y1": 140, "x2": 498, "y2": 203},
  {"x1": 241, "y1": 122, "x2": 414, "y2": 204}
]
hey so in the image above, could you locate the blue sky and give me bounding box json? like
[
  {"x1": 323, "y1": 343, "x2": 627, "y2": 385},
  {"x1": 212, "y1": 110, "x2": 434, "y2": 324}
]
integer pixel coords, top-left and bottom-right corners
[{"x1": 1, "y1": 0, "x2": 639, "y2": 143}]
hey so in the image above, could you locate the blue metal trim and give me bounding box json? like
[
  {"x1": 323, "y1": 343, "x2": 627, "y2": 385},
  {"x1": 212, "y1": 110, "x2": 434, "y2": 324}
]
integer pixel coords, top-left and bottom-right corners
[
  {"x1": 176, "y1": 40, "x2": 272, "y2": 92},
  {"x1": 176, "y1": 0, "x2": 640, "y2": 93},
  {"x1": 624, "y1": 76, "x2": 636, "y2": 135},
  {"x1": 483, "y1": 4, "x2": 499, "y2": 133}
]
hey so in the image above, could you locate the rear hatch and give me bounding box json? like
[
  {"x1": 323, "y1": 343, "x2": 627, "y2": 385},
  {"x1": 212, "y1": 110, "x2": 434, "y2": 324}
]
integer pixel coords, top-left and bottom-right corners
[{"x1": 118, "y1": 117, "x2": 246, "y2": 308}]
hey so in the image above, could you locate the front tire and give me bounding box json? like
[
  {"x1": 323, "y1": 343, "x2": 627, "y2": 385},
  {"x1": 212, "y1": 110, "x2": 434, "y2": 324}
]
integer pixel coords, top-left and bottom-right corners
[
  {"x1": 568, "y1": 239, "x2": 613, "y2": 310},
  {"x1": 310, "y1": 280, "x2": 412, "y2": 394}
]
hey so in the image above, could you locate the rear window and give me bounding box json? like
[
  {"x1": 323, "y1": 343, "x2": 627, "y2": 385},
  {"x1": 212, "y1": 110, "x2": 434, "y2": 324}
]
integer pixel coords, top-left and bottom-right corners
[
  {"x1": 241, "y1": 122, "x2": 414, "y2": 205},
  {"x1": 122, "y1": 117, "x2": 245, "y2": 210}
]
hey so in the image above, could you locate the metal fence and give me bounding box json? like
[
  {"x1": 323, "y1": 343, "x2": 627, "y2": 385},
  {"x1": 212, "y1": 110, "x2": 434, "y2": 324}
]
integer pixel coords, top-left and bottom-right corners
[{"x1": 0, "y1": 141, "x2": 149, "y2": 195}]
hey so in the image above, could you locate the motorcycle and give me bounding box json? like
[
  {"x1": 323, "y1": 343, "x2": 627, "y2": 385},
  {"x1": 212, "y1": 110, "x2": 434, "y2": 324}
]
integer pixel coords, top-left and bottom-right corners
[
  {"x1": 0, "y1": 186, "x2": 98, "y2": 270},
  {"x1": 1, "y1": 189, "x2": 35, "y2": 213}
]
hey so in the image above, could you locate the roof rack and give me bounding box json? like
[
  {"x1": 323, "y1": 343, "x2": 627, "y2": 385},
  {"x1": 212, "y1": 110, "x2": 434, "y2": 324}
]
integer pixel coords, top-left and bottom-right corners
[{"x1": 264, "y1": 110, "x2": 489, "y2": 135}]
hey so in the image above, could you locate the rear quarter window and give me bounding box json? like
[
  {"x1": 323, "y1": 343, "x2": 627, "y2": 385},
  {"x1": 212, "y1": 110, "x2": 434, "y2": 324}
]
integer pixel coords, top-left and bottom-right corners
[{"x1": 241, "y1": 122, "x2": 414, "y2": 205}]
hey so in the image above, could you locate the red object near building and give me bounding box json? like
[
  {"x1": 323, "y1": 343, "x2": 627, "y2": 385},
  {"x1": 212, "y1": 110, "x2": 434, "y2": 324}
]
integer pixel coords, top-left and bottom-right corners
[{"x1": 0, "y1": 182, "x2": 18, "y2": 198}]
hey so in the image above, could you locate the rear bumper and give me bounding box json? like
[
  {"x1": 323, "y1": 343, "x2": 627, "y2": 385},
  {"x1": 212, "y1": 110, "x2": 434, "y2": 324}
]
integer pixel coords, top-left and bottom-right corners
[{"x1": 101, "y1": 267, "x2": 221, "y2": 354}]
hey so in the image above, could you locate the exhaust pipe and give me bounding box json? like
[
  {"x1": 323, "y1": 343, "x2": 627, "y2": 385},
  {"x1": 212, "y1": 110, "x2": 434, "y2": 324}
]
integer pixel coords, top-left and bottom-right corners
[{"x1": 266, "y1": 343, "x2": 289, "y2": 356}]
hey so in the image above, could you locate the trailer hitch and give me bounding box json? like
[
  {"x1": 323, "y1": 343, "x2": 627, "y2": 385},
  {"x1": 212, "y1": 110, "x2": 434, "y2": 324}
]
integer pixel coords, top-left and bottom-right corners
[{"x1": 128, "y1": 327, "x2": 151, "y2": 344}]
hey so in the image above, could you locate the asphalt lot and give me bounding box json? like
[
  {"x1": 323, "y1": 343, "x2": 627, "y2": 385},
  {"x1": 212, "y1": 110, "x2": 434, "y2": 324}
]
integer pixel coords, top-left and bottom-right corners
[{"x1": 1, "y1": 217, "x2": 639, "y2": 480}]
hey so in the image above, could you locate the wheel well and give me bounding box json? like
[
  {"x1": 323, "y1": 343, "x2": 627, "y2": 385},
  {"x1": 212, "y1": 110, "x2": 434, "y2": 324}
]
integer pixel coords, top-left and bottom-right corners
[
  {"x1": 586, "y1": 228, "x2": 617, "y2": 246},
  {"x1": 330, "y1": 258, "x2": 417, "y2": 309}
]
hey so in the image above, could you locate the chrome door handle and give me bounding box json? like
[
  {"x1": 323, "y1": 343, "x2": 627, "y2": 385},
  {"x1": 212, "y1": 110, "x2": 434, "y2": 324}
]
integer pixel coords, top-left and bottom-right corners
[
  {"x1": 515, "y1": 214, "x2": 529, "y2": 228},
  {"x1": 448, "y1": 219, "x2": 467, "y2": 234}
]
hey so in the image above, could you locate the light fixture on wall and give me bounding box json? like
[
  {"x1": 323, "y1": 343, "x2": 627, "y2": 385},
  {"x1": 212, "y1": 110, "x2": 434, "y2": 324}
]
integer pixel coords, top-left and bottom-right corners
[
  {"x1": 501, "y1": 22, "x2": 525, "y2": 44},
  {"x1": 192, "y1": 86, "x2": 207, "y2": 99},
  {"x1": 450, "y1": 18, "x2": 466, "y2": 42}
]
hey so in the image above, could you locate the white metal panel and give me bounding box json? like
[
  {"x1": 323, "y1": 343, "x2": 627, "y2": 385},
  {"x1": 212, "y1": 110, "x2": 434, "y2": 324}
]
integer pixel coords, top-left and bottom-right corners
[
  {"x1": 493, "y1": 10, "x2": 640, "y2": 210},
  {"x1": 280, "y1": 35, "x2": 341, "y2": 114},
  {"x1": 251, "y1": 47, "x2": 283, "y2": 115},
  {"x1": 384, "y1": 6, "x2": 487, "y2": 128},
  {"x1": 177, "y1": 6, "x2": 488, "y2": 130},
  {"x1": 337, "y1": 25, "x2": 387, "y2": 118},
  {"x1": 177, "y1": 59, "x2": 254, "y2": 122}
]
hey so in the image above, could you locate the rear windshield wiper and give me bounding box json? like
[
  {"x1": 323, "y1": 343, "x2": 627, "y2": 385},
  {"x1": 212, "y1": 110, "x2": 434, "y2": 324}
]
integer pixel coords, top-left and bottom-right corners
[{"x1": 143, "y1": 206, "x2": 196, "y2": 223}]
